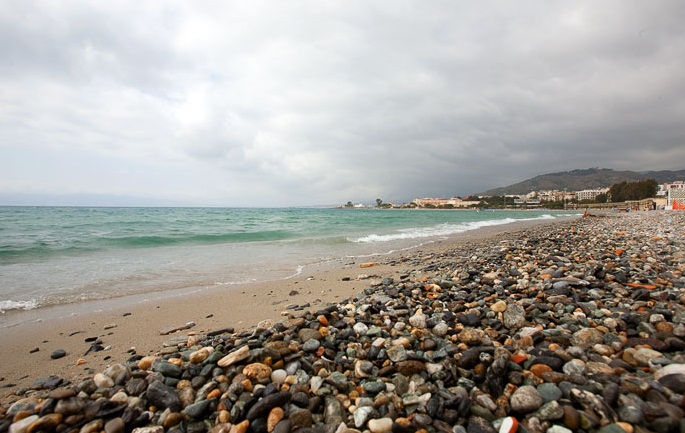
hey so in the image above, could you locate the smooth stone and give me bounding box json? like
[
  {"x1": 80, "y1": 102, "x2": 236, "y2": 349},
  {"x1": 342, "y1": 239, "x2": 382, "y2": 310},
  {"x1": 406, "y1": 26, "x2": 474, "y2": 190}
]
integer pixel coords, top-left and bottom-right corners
[
  {"x1": 298, "y1": 328, "x2": 323, "y2": 342},
  {"x1": 546, "y1": 426, "x2": 573, "y2": 433},
  {"x1": 77, "y1": 419, "x2": 103, "y2": 433},
  {"x1": 50, "y1": 350, "x2": 66, "y2": 360},
  {"x1": 502, "y1": 304, "x2": 526, "y2": 330},
  {"x1": 26, "y1": 414, "x2": 62, "y2": 433},
  {"x1": 466, "y1": 416, "x2": 496, "y2": 433},
  {"x1": 491, "y1": 300, "x2": 507, "y2": 313},
  {"x1": 409, "y1": 311, "x2": 427, "y2": 329},
  {"x1": 396, "y1": 361, "x2": 426, "y2": 376},
  {"x1": 368, "y1": 418, "x2": 393, "y2": 433},
  {"x1": 459, "y1": 328, "x2": 485, "y2": 345},
  {"x1": 658, "y1": 374, "x2": 685, "y2": 393},
  {"x1": 654, "y1": 363, "x2": 685, "y2": 380},
  {"x1": 246, "y1": 391, "x2": 291, "y2": 421},
  {"x1": 537, "y1": 383, "x2": 562, "y2": 403},
  {"x1": 534, "y1": 400, "x2": 564, "y2": 421},
  {"x1": 288, "y1": 408, "x2": 313, "y2": 429},
  {"x1": 387, "y1": 345, "x2": 408, "y2": 363},
  {"x1": 353, "y1": 323, "x2": 369, "y2": 335},
  {"x1": 93, "y1": 372, "x2": 115, "y2": 388},
  {"x1": 271, "y1": 369, "x2": 288, "y2": 385},
  {"x1": 571, "y1": 328, "x2": 604, "y2": 349},
  {"x1": 9, "y1": 416, "x2": 39, "y2": 433},
  {"x1": 562, "y1": 359, "x2": 586, "y2": 376},
  {"x1": 632, "y1": 348, "x2": 663, "y2": 366},
  {"x1": 326, "y1": 371, "x2": 348, "y2": 391},
  {"x1": 132, "y1": 428, "x2": 164, "y2": 433},
  {"x1": 432, "y1": 322, "x2": 449, "y2": 337},
  {"x1": 243, "y1": 363, "x2": 272, "y2": 381},
  {"x1": 267, "y1": 407, "x2": 285, "y2": 433},
  {"x1": 218, "y1": 345, "x2": 250, "y2": 368},
  {"x1": 363, "y1": 381, "x2": 386, "y2": 395},
  {"x1": 353, "y1": 406, "x2": 375, "y2": 428},
  {"x1": 154, "y1": 362, "x2": 183, "y2": 378},
  {"x1": 147, "y1": 381, "x2": 183, "y2": 412},
  {"x1": 510, "y1": 385, "x2": 543, "y2": 413},
  {"x1": 104, "y1": 418, "x2": 125, "y2": 433},
  {"x1": 184, "y1": 400, "x2": 210, "y2": 419},
  {"x1": 54, "y1": 397, "x2": 87, "y2": 415},
  {"x1": 596, "y1": 424, "x2": 630, "y2": 433},
  {"x1": 228, "y1": 420, "x2": 249, "y2": 433},
  {"x1": 302, "y1": 339, "x2": 321, "y2": 353},
  {"x1": 324, "y1": 396, "x2": 345, "y2": 426}
]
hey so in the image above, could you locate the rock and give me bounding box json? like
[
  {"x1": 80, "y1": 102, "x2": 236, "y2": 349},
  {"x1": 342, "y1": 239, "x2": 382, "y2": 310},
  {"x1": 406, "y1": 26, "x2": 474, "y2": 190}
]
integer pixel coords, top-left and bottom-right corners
[
  {"x1": 218, "y1": 345, "x2": 250, "y2": 367},
  {"x1": 502, "y1": 304, "x2": 526, "y2": 330},
  {"x1": 510, "y1": 385, "x2": 543, "y2": 413},
  {"x1": 146, "y1": 381, "x2": 182, "y2": 412},
  {"x1": 409, "y1": 310, "x2": 427, "y2": 328},
  {"x1": 50, "y1": 349, "x2": 66, "y2": 360},
  {"x1": 184, "y1": 400, "x2": 210, "y2": 419},
  {"x1": 104, "y1": 418, "x2": 125, "y2": 433},
  {"x1": 571, "y1": 328, "x2": 604, "y2": 349},
  {"x1": 246, "y1": 391, "x2": 291, "y2": 421},
  {"x1": 368, "y1": 418, "x2": 393, "y2": 433},
  {"x1": 243, "y1": 363, "x2": 272, "y2": 381},
  {"x1": 26, "y1": 414, "x2": 62, "y2": 433},
  {"x1": 632, "y1": 348, "x2": 662, "y2": 366},
  {"x1": 353, "y1": 406, "x2": 374, "y2": 429},
  {"x1": 288, "y1": 408, "x2": 313, "y2": 429},
  {"x1": 490, "y1": 300, "x2": 507, "y2": 313},
  {"x1": 10, "y1": 416, "x2": 39, "y2": 433},
  {"x1": 298, "y1": 328, "x2": 322, "y2": 342},
  {"x1": 658, "y1": 374, "x2": 685, "y2": 393}
]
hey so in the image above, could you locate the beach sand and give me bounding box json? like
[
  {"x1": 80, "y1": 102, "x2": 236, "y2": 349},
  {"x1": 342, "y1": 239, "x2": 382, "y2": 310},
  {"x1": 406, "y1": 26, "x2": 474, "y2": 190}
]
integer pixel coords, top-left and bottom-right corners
[{"x1": 0, "y1": 217, "x2": 571, "y2": 402}]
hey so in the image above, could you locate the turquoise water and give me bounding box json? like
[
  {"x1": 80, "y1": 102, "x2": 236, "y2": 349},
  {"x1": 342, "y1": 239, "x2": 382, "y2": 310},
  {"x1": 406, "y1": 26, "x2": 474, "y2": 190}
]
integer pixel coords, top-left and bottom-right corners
[{"x1": 0, "y1": 207, "x2": 569, "y2": 314}]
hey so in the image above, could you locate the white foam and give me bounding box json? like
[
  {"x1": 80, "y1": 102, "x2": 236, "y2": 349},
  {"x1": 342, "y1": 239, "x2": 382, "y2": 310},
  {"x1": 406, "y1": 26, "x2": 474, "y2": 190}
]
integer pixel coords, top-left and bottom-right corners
[
  {"x1": 351, "y1": 214, "x2": 556, "y2": 243},
  {"x1": 0, "y1": 299, "x2": 39, "y2": 314}
]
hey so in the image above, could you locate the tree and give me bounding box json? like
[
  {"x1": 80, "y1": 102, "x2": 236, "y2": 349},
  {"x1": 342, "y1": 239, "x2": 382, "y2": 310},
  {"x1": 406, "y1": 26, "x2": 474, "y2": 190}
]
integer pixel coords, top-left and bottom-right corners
[
  {"x1": 595, "y1": 193, "x2": 608, "y2": 203},
  {"x1": 376, "y1": 198, "x2": 383, "y2": 208},
  {"x1": 609, "y1": 179, "x2": 658, "y2": 202}
]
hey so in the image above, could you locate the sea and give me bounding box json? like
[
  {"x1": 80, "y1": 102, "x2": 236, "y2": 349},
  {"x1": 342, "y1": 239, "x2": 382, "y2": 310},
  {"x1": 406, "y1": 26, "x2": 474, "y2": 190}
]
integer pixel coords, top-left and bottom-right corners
[{"x1": 0, "y1": 206, "x2": 573, "y2": 322}]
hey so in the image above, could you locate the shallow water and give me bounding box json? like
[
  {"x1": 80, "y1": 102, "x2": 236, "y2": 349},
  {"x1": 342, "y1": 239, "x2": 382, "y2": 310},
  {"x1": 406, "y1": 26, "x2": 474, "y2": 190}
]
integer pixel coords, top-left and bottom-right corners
[{"x1": 0, "y1": 206, "x2": 572, "y2": 314}]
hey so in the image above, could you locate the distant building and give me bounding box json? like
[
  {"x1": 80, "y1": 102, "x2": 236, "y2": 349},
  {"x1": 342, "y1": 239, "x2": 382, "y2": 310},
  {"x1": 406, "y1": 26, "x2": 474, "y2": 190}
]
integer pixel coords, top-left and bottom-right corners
[
  {"x1": 658, "y1": 181, "x2": 685, "y2": 196},
  {"x1": 412, "y1": 197, "x2": 479, "y2": 208},
  {"x1": 575, "y1": 188, "x2": 609, "y2": 201}
]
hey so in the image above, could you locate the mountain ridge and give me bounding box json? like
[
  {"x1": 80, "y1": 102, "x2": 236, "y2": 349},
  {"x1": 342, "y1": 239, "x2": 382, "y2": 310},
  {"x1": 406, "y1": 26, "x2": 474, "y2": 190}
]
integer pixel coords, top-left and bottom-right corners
[{"x1": 479, "y1": 168, "x2": 685, "y2": 196}]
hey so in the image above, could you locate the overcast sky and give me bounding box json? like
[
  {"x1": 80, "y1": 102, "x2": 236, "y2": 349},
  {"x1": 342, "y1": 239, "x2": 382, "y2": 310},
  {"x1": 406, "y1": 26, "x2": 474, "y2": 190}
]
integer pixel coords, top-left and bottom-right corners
[{"x1": 1, "y1": 1, "x2": 684, "y2": 207}]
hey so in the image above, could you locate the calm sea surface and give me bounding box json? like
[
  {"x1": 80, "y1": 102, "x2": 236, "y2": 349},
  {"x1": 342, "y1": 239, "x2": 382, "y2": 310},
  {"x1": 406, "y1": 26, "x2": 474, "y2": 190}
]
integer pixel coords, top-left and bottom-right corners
[{"x1": 0, "y1": 207, "x2": 570, "y2": 316}]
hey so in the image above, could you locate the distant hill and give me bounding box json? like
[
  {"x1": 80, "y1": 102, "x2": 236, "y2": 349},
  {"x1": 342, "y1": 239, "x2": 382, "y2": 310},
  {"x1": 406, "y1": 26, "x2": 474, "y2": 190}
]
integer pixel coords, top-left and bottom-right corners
[{"x1": 479, "y1": 168, "x2": 685, "y2": 196}]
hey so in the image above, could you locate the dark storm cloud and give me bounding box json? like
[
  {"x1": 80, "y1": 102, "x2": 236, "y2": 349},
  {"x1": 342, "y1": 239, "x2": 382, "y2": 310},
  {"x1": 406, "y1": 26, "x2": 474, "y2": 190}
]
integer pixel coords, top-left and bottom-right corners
[{"x1": 1, "y1": 1, "x2": 684, "y2": 206}]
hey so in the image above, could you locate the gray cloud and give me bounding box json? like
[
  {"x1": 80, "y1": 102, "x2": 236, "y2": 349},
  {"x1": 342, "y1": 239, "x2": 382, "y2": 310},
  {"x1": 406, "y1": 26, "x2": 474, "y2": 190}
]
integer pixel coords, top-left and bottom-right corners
[{"x1": 1, "y1": 1, "x2": 684, "y2": 206}]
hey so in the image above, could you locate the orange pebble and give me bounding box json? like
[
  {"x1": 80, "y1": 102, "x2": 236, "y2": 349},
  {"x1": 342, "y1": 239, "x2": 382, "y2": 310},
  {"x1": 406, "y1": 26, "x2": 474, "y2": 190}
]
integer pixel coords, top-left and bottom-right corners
[
  {"x1": 511, "y1": 354, "x2": 527, "y2": 364},
  {"x1": 529, "y1": 364, "x2": 552, "y2": 378}
]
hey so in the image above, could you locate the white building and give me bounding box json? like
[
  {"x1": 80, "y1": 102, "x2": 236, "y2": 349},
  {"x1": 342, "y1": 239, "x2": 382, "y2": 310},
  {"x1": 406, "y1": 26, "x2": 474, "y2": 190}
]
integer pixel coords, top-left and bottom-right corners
[
  {"x1": 575, "y1": 188, "x2": 609, "y2": 201},
  {"x1": 658, "y1": 181, "x2": 685, "y2": 197}
]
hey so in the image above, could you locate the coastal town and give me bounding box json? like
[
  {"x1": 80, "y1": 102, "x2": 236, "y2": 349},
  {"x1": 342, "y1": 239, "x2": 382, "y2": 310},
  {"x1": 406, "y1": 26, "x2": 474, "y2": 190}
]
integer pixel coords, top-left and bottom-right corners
[{"x1": 345, "y1": 180, "x2": 685, "y2": 211}]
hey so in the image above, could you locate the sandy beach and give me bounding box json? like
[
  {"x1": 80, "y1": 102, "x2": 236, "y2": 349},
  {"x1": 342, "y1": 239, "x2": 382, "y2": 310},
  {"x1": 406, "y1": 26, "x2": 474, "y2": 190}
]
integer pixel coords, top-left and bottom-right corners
[{"x1": 0, "y1": 217, "x2": 566, "y2": 400}]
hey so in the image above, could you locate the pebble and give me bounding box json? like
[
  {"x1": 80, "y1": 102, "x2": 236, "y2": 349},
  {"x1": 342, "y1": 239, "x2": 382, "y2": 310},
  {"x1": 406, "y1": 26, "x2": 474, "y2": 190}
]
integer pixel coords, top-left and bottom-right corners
[
  {"x1": 510, "y1": 385, "x2": 544, "y2": 413},
  {"x1": 367, "y1": 417, "x2": 393, "y2": 433},
  {"x1": 3, "y1": 212, "x2": 685, "y2": 433},
  {"x1": 49, "y1": 350, "x2": 66, "y2": 360}
]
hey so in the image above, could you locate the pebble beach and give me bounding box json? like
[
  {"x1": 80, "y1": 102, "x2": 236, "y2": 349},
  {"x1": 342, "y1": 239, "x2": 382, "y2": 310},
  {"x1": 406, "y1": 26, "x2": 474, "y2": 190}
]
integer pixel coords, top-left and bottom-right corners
[{"x1": 2, "y1": 211, "x2": 685, "y2": 433}]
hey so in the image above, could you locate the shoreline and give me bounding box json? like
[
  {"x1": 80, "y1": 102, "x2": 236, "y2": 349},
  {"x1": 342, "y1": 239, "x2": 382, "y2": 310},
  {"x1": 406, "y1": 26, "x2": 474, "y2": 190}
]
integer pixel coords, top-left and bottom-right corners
[
  {"x1": 2, "y1": 210, "x2": 684, "y2": 433},
  {"x1": 0, "y1": 217, "x2": 570, "y2": 398}
]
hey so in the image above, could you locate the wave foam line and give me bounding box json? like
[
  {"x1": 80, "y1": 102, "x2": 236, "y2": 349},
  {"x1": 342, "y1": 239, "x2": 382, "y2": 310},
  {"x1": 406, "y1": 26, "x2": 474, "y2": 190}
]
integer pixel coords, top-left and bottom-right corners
[
  {"x1": 351, "y1": 214, "x2": 556, "y2": 243},
  {"x1": 0, "y1": 299, "x2": 39, "y2": 314}
]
